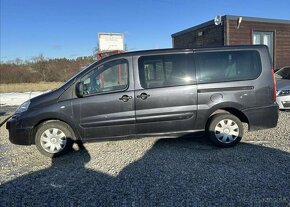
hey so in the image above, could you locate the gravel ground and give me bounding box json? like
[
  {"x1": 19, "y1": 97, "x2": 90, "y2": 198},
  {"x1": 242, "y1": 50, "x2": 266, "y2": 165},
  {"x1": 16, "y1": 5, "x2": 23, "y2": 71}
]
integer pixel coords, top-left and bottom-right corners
[{"x1": 0, "y1": 108, "x2": 289, "y2": 207}]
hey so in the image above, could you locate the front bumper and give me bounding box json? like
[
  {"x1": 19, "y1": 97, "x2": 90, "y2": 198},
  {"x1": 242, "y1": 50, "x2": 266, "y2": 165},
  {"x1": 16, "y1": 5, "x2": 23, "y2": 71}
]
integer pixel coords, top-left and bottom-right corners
[
  {"x1": 276, "y1": 95, "x2": 290, "y2": 110},
  {"x1": 6, "y1": 115, "x2": 34, "y2": 145}
]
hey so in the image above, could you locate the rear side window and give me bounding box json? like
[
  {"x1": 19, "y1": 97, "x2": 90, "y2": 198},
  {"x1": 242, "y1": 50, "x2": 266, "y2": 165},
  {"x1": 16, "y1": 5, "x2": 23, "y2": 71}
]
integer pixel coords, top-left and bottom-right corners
[
  {"x1": 195, "y1": 50, "x2": 262, "y2": 83},
  {"x1": 138, "y1": 54, "x2": 195, "y2": 89}
]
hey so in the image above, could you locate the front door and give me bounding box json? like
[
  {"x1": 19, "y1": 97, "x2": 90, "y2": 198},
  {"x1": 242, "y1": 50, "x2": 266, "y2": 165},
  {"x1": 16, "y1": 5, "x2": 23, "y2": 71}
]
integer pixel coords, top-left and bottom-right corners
[
  {"x1": 133, "y1": 53, "x2": 198, "y2": 134},
  {"x1": 77, "y1": 58, "x2": 135, "y2": 139},
  {"x1": 253, "y1": 31, "x2": 274, "y2": 65}
]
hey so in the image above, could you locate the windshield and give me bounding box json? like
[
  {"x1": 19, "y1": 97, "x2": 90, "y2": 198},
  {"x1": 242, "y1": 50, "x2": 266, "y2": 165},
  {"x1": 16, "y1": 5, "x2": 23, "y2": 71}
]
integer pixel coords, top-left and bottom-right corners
[{"x1": 275, "y1": 67, "x2": 290, "y2": 80}]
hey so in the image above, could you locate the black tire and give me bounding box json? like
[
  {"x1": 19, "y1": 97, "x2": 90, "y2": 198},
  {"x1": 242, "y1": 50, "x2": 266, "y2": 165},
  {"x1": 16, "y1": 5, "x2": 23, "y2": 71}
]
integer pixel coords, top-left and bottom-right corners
[
  {"x1": 206, "y1": 113, "x2": 243, "y2": 147},
  {"x1": 35, "y1": 121, "x2": 74, "y2": 157}
]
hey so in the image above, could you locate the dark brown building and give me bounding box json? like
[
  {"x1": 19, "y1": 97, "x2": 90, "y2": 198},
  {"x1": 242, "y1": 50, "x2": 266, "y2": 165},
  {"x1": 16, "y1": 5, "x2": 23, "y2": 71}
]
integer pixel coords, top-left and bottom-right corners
[{"x1": 172, "y1": 15, "x2": 290, "y2": 69}]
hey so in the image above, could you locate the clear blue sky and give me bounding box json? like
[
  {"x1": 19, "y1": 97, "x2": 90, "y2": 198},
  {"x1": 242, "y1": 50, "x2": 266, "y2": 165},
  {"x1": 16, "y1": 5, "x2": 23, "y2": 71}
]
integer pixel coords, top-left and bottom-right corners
[{"x1": 1, "y1": 0, "x2": 290, "y2": 61}]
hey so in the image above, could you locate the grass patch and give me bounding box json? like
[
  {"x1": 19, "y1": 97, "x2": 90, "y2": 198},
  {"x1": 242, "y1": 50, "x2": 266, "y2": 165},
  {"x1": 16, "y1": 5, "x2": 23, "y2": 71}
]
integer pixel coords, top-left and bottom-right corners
[{"x1": 0, "y1": 82, "x2": 63, "y2": 93}]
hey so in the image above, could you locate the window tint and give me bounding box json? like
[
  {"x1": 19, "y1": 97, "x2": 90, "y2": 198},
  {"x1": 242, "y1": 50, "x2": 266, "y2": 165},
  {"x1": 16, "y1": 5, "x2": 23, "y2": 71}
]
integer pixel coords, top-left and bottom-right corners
[
  {"x1": 276, "y1": 67, "x2": 290, "y2": 80},
  {"x1": 195, "y1": 50, "x2": 261, "y2": 83},
  {"x1": 138, "y1": 54, "x2": 195, "y2": 89},
  {"x1": 81, "y1": 59, "x2": 128, "y2": 95}
]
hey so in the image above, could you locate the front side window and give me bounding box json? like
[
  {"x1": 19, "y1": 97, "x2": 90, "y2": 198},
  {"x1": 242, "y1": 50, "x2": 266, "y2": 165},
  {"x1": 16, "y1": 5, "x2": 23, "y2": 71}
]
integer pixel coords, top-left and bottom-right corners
[
  {"x1": 195, "y1": 50, "x2": 262, "y2": 84},
  {"x1": 138, "y1": 54, "x2": 195, "y2": 89},
  {"x1": 81, "y1": 59, "x2": 128, "y2": 95}
]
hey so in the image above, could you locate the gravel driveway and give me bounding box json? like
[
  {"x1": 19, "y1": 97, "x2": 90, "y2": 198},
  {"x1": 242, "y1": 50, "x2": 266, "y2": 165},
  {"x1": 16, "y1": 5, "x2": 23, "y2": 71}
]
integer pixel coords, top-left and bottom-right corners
[{"x1": 0, "y1": 109, "x2": 289, "y2": 206}]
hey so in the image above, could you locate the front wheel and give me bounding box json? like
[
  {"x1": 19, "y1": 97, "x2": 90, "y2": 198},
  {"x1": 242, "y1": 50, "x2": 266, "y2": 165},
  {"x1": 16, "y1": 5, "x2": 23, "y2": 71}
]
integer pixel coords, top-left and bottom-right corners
[
  {"x1": 35, "y1": 121, "x2": 74, "y2": 157},
  {"x1": 207, "y1": 113, "x2": 244, "y2": 147}
]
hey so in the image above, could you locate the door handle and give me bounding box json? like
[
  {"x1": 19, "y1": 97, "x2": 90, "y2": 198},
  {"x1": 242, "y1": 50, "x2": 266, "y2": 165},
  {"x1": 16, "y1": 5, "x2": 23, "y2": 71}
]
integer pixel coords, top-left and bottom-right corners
[
  {"x1": 119, "y1": 95, "x2": 132, "y2": 102},
  {"x1": 137, "y1": 93, "x2": 150, "y2": 100}
]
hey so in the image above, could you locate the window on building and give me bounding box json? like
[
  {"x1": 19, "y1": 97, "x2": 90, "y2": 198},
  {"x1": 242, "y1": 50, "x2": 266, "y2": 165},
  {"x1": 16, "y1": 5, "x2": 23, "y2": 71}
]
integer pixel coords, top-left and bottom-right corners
[
  {"x1": 138, "y1": 54, "x2": 195, "y2": 89},
  {"x1": 195, "y1": 50, "x2": 262, "y2": 83},
  {"x1": 253, "y1": 31, "x2": 274, "y2": 63}
]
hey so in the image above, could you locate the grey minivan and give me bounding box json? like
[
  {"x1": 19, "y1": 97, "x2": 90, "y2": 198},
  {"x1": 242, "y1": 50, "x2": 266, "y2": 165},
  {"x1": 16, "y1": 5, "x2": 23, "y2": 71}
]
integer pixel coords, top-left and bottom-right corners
[{"x1": 6, "y1": 45, "x2": 279, "y2": 157}]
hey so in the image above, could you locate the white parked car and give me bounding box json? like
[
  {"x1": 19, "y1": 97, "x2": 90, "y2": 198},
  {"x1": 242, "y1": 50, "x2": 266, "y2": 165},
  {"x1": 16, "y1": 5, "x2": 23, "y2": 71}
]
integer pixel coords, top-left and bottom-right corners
[{"x1": 275, "y1": 66, "x2": 290, "y2": 110}]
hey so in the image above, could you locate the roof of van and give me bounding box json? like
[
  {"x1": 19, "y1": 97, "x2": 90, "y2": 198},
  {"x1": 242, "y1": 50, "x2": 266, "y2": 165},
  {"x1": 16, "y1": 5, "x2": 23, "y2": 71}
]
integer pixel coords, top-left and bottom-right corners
[{"x1": 98, "y1": 45, "x2": 267, "y2": 61}]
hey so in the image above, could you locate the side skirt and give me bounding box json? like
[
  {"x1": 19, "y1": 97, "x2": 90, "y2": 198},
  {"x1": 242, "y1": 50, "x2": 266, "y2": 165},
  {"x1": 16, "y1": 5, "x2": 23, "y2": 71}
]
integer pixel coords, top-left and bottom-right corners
[{"x1": 81, "y1": 129, "x2": 205, "y2": 143}]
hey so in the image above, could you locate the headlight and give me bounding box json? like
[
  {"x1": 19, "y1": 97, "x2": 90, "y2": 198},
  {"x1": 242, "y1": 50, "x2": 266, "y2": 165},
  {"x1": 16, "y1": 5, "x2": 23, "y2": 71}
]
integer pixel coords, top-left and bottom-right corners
[
  {"x1": 278, "y1": 90, "x2": 290, "y2": 96},
  {"x1": 15, "y1": 100, "x2": 31, "y2": 114}
]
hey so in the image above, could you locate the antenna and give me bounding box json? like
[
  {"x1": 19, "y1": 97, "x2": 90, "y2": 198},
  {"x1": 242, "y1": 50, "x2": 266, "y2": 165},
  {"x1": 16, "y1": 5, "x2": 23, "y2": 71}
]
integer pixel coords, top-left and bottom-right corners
[
  {"x1": 237, "y1": 17, "x2": 243, "y2": 29},
  {"x1": 214, "y1": 15, "x2": 222, "y2": 26}
]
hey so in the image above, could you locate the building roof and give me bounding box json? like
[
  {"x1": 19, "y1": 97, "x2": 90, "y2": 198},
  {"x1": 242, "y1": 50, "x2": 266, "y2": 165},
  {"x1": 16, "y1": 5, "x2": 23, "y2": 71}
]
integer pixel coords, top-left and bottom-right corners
[{"x1": 171, "y1": 15, "x2": 290, "y2": 38}]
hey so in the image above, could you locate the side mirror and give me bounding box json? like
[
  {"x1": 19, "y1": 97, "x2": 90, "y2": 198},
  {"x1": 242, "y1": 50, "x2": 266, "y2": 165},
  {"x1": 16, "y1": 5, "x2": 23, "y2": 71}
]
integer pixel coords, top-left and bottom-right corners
[{"x1": 75, "y1": 82, "x2": 84, "y2": 98}]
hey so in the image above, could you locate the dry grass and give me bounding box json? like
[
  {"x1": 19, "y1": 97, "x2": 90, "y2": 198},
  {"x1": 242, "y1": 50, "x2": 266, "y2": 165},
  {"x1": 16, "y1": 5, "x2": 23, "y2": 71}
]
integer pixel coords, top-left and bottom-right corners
[{"x1": 0, "y1": 82, "x2": 63, "y2": 93}]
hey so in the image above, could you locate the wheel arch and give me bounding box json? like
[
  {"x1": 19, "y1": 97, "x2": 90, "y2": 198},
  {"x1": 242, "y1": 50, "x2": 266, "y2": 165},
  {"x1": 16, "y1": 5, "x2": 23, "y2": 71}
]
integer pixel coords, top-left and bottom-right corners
[
  {"x1": 203, "y1": 102, "x2": 250, "y2": 130},
  {"x1": 31, "y1": 118, "x2": 79, "y2": 144},
  {"x1": 209, "y1": 108, "x2": 249, "y2": 124}
]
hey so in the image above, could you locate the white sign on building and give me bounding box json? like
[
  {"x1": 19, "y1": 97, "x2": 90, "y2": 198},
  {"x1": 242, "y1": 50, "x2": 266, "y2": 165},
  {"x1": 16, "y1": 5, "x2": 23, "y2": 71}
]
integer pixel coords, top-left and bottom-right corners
[{"x1": 98, "y1": 33, "x2": 125, "y2": 52}]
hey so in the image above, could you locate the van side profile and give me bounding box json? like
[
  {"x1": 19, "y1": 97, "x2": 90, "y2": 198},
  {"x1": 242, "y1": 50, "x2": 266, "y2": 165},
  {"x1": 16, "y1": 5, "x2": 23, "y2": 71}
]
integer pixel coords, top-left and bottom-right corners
[{"x1": 6, "y1": 45, "x2": 279, "y2": 157}]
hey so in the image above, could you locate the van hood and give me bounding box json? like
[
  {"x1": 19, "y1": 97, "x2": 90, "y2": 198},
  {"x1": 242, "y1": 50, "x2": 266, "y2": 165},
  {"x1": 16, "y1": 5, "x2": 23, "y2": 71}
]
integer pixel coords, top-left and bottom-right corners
[{"x1": 29, "y1": 88, "x2": 65, "y2": 109}]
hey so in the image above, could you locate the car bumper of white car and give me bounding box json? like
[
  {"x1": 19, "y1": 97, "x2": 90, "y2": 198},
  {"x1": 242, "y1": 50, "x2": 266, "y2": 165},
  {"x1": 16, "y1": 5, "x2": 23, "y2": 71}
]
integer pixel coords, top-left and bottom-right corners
[{"x1": 276, "y1": 95, "x2": 290, "y2": 110}]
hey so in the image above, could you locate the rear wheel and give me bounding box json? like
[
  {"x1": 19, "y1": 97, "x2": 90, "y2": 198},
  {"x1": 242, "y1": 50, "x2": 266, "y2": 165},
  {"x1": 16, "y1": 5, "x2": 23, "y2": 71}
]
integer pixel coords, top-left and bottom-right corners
[
  {"x1": 207, "y1": 113, "x2": 243, "y2": 147},
  {"x1": 35, "y1": 121, "x2": 74, "y2": 157}
]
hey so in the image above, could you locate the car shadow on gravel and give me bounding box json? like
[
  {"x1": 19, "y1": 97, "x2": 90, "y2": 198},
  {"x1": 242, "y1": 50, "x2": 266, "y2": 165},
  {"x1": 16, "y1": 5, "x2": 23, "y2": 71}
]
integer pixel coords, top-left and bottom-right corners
[{"x1": 0, "y1": 136, "x2": 289, "y2": 206}]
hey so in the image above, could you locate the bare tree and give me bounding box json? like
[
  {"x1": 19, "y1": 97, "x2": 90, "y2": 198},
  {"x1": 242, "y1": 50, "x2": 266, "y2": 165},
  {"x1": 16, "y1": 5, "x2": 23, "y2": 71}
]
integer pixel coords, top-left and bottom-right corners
[
  {"x1": 32, "y1": 54, "x2": 49, "y2": 81},
  {"x1": 0, "y1": 55, "x2": 95, "y2": 83},
  {"x1": 14, "y1": 58, "x2": 23, "y2": 65}
]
